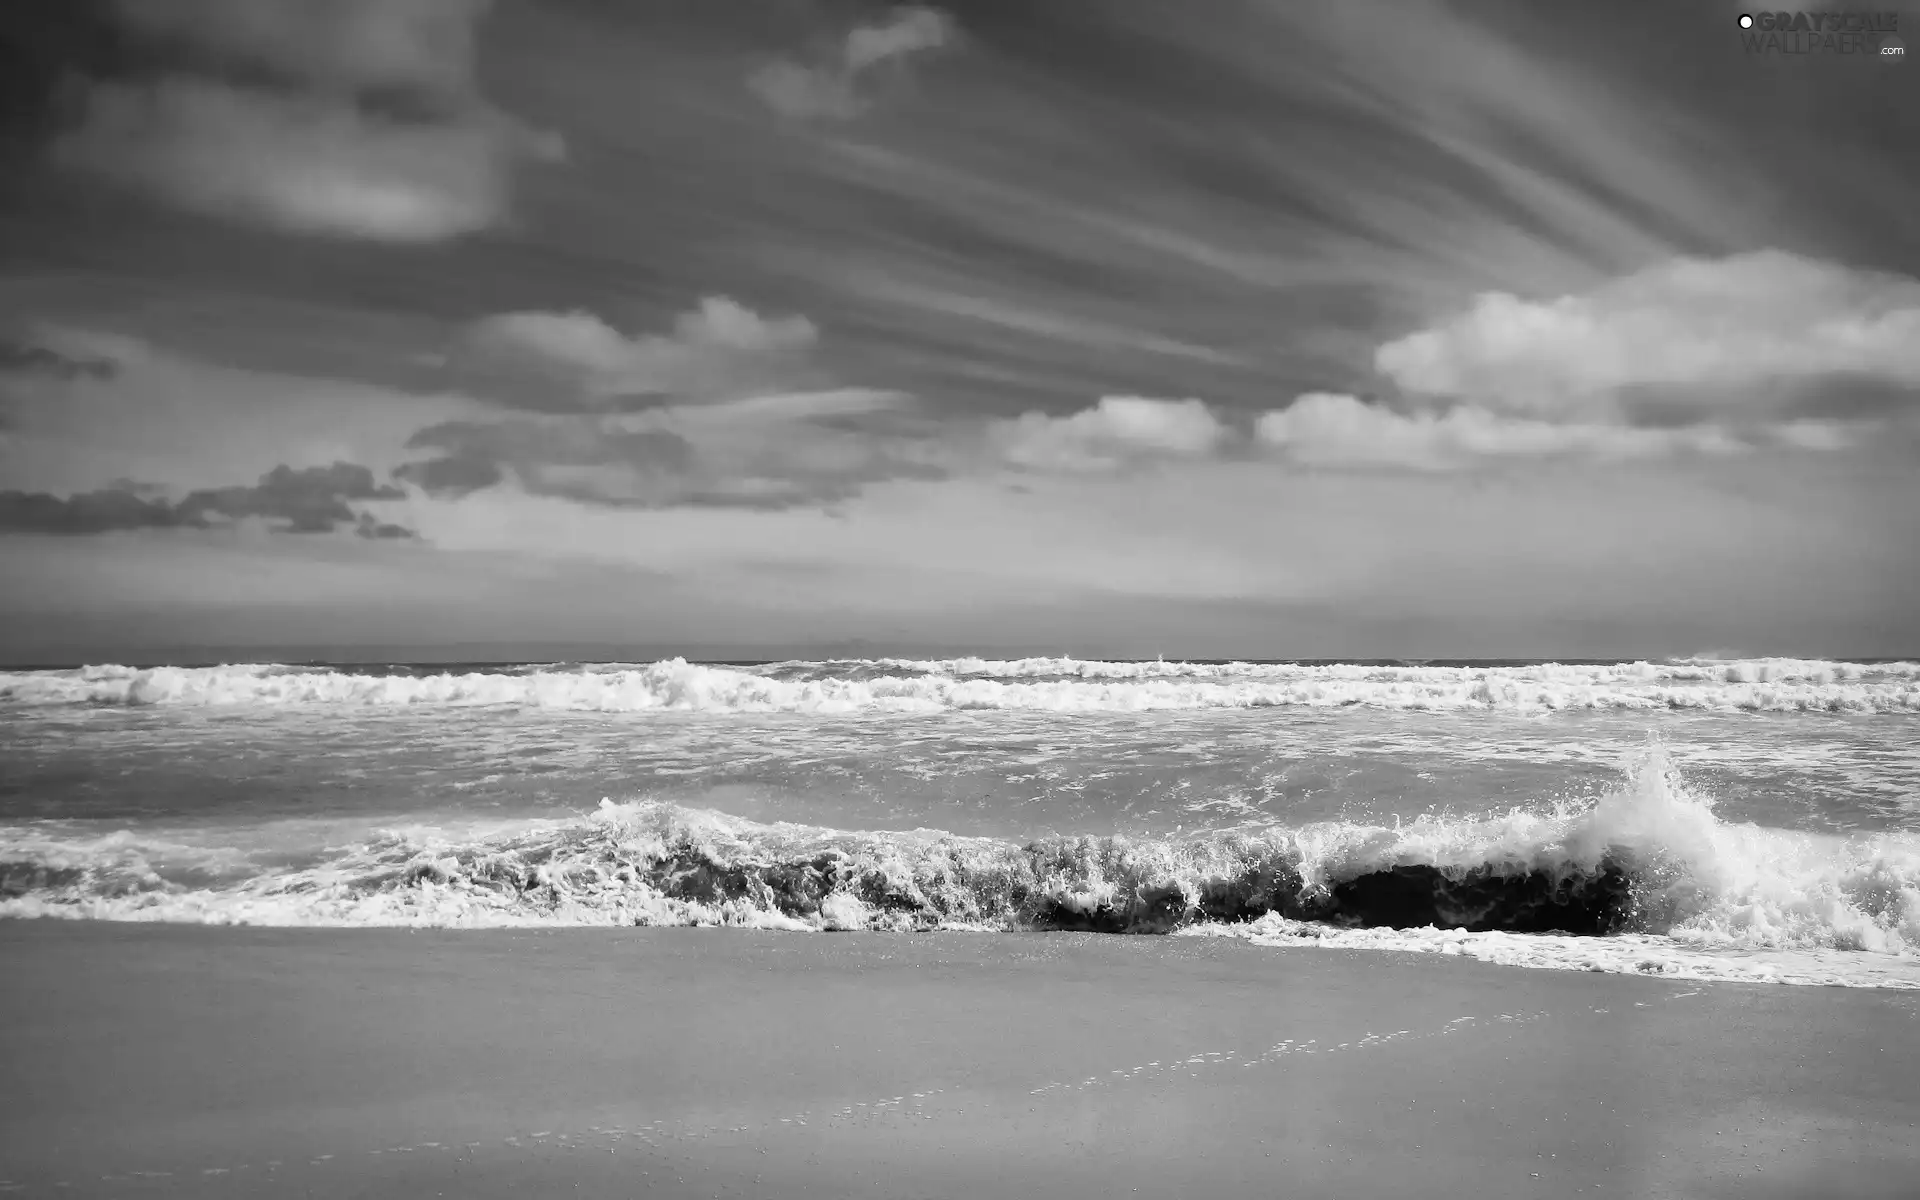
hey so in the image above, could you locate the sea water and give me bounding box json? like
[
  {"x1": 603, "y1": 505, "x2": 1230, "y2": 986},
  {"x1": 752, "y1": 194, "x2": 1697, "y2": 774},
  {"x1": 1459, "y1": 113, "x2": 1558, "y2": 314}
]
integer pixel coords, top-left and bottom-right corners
[{"x1": 2, "y1": 656, "x2": 1917, "y2": 988}]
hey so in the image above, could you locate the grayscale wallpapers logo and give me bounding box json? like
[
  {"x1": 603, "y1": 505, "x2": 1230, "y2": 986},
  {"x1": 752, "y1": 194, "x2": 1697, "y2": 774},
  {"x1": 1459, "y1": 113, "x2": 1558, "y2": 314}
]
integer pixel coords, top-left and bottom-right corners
[{"x1": 1737, "y1": 11, "x2": 1904, "y2": 58}]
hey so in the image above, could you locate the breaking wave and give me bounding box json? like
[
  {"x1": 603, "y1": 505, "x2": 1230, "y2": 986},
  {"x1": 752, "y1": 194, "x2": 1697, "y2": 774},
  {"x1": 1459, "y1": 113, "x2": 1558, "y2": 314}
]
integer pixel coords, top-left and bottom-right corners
[
  {"x1": 4, "y1": 750, "x2": 1916, "y2": 987},
  {"x1": 3, "y1": 657, "x2": 1917, "y2": 713}
]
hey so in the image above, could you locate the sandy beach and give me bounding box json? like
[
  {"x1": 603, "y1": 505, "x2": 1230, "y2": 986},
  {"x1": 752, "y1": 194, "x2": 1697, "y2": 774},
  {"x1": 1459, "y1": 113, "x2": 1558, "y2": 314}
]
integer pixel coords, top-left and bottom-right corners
[{"x1": 1, "y1": 923, "x2": 1914, "y2": 1199}]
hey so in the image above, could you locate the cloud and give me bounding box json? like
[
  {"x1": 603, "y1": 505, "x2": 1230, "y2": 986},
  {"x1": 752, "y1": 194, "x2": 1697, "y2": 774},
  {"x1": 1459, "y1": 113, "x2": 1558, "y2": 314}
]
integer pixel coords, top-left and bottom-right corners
[
  {"x1": 404, "y1": 298, "x2": 933, "y2": 509},
  {"x1": 463, "y1": 297, "x2": 818, "y2": 408},
  {"x1": 984, "y1": 391, "x2": 1790, "y2": 476},
  {"x1": 55, "y1": 0, "x2": 558, "y2": 241},
  {"x1": 175, "y1": 462, "x2": 408, "y2": 533},
  {"x1": 56, "y1": 79, "x2": 554, "y2": 242},
  {"x1": 392, "y1": 454, "x2": 503, "y2": 497},
  {"x1": 0, "y1": 326, "x2": 478, "y2": 507},
  {"x1": 2, "y1": 326, "x2": 150, "y2": 373},
  {"x1": 987, "y1": 396, "x2": 1228, "y2": 472},
  {"x1": 1252, "y1": 393, "x2": 1752, "y2": 471},
  {"x1": 1346, "y1": 251, "x2": 1920, "y2": 465},
  {"x1": 1375, "y1": 251, "x2": 1920, "y2": 416},
  {"x1": 0, "y1": 488, "x2": 182, "y2": 536},
  {"x1": 396, "y1": 389, "x2": 946, "y2": 510},
  {"x1": 752, "y1": 6, "x2": 953, "y2": 120},
  {"x1": 844, "y1": 7, "x2": 953, "y2": 71},
  {"x1": 422, "y1": 253, "x2": 1918, "y2": 500},
  {"x1": 0, "y1": 462, "x2": 414, "y2": 538},
  {"x1": 1, "y1": 326, "x2": 131, "y2": 434},
  {"x1": 353, "y1": 514, "x2": 417, "y2": 540}
]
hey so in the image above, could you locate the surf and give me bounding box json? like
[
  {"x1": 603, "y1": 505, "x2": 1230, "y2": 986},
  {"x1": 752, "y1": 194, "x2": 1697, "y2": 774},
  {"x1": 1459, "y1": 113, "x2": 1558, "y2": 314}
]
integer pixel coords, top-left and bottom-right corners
[
  {"x1": 3, "y1": 657, "x2": 1917, "y2": 713},
  {"x1": 4, "y1": 748, "x2": 1916, "y2": 988}
]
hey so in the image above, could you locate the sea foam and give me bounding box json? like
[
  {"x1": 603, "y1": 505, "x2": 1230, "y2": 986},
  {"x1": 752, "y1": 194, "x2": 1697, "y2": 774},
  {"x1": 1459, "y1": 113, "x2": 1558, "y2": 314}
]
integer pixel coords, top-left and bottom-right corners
[
  {"x1": 4, "y1": 750, "x2": 1915, "y2": 988},
  {"x1": 3, "y1": 657, "x2": 1916, "y2": 713}
]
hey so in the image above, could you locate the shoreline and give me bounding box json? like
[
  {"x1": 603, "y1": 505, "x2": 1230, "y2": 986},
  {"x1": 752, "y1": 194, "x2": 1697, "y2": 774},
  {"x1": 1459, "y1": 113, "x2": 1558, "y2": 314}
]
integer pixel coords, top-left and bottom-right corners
[
  {"x1": 3, "y1": 923, "x2": 1917, "y2": 1198},
  {"x1": 6, "y1": 908, "x2": 1917, "y2": 992}
]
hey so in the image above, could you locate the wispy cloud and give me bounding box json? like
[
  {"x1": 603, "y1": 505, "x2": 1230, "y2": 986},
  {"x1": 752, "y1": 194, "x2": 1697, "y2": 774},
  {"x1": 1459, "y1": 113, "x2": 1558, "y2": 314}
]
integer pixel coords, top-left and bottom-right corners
[{"x1": 751, "y1": 6, "x2": 953, "y2": 120}]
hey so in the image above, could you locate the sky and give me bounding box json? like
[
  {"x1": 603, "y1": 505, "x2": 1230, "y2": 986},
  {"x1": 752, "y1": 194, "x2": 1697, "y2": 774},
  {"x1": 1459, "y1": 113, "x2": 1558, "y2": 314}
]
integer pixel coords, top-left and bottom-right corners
[{"x1": 1, "y1": 0, "x2": 1917, "y2": 663}]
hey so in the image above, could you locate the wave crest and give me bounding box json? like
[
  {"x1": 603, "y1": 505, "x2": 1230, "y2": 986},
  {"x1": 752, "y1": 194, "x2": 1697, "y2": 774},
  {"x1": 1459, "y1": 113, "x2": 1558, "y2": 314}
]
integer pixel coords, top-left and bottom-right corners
[
  {"x1": 5, "y1": 751, "x2": 1916, "y2": 990},
  {"x1": 4, "y1": 657, "x2": 1917, "y2": 713}
]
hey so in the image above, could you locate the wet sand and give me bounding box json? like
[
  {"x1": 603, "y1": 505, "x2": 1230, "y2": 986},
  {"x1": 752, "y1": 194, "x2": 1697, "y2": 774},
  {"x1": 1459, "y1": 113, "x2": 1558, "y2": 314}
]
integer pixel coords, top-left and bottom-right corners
[{"x1": 0, "y1": 922, "x2": 1915, "y2": 1199}]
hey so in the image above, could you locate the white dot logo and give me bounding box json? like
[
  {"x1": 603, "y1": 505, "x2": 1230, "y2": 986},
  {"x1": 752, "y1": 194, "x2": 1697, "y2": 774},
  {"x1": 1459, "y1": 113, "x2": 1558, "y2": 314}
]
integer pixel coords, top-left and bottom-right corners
[{"x1": 1738, "y1": 13, "x2": 1754, "y2": 28}]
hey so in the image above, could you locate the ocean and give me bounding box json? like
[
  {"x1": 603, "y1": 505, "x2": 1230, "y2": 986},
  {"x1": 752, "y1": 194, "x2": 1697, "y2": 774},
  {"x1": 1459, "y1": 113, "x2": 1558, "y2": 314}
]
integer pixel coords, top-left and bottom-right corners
[{"x1": 3, "y1": 656, "x2": 1917, "y2": 990}]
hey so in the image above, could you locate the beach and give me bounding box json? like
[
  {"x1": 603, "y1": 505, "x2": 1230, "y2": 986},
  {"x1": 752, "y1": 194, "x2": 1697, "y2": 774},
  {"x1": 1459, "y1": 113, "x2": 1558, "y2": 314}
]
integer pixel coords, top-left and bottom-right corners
[{"x1": 3, "y1": 922, "x2": 1916, "y2": 1199}]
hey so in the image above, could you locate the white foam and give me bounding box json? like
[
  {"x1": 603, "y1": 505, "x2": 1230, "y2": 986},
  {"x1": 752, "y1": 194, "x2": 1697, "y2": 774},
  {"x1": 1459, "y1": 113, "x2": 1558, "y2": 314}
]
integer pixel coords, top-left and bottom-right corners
[
  {"x1": 1179, "y1": 920, "x2": 1920, "y2": 989},
  {"x1": 4, "y1": 657, "x2": 1916, "y2": 713},
  {"x1": 3, "y1": 750, "x2": 1916, "y2": 987},
  {"x1": 870, "y1": 655, "x2": 1920, "y2": 686}
]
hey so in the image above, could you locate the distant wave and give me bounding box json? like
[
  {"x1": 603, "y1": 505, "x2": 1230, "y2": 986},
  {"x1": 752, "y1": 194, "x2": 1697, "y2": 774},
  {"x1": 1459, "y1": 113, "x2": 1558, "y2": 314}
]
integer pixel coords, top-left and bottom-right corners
[
  {"x1": 5, "y1": 750, "x2": 1916, "y2": 987},
  {"x1": 2, "y1": 657, "x2": 1917, "y2": 713},
  {"x1": 856, "y1": 655, "x2": 1920, "y2": 684}
]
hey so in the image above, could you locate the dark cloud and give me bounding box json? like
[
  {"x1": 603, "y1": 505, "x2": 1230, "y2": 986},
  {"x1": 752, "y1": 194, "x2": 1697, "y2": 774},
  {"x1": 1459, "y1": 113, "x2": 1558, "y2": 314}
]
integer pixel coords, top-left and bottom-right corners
[
  {"x1": 0, "y1": 462, "x2": 414, "y2": 537},
  {"x1": 1774, "y1": 376, "x2": 1920, "y2": 424},
  {"x1": 174, "y1": 461, "x2": 406, "y2": 532},
  {"x1": 23, "y1": 0, "x2": 560, "y2": 241},
  {"x1": 0, "y1": 487, "x2": 183, "y2": 535},
  {"x1": 354, "y1": 513, "x2": 416, "y2": 540},
  {"x1": 392, "y1": 452, "x2": 503, "y2": 497}
]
